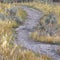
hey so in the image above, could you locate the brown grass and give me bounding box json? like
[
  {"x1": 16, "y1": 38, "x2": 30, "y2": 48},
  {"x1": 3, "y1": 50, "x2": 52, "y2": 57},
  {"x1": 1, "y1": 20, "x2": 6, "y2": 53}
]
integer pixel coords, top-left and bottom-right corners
[{"x1": 30, "y1": 31, "x2": 60, "y2": 44}]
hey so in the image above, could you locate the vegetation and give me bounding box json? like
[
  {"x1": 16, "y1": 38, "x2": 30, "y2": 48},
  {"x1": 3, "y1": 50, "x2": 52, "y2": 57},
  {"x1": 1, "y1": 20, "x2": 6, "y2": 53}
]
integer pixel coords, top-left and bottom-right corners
[
  {"x1": 0, "y1": 3, "x2": 28, "y2": 23},
  {"x1": 17, "y1": 8, "x2": 28, "y2": 20},
  {"x1": 0, "y1": 20, "x2": 53, "y2": 60},
  {"x1": 0, "y1": 2, "x2": 54, "y2": 60},
  {"x1": 22, "y1": 2, "x2": 60, "y2": 44},
  {"x1": 30, "y1": 13, "x2": 60, "y2": 44},
  {"x1": 0, "y1": 44, "x2": 53, "y2": 60},
  {"x1": 0, "y1": 19, "x2": 52, "y2": 60},
  {"x1": 0, "y1": 20, "x2": 16, "y2": 59},
  {"x1": 30, "y1": 32, "x2": 60, "y2": 44}
]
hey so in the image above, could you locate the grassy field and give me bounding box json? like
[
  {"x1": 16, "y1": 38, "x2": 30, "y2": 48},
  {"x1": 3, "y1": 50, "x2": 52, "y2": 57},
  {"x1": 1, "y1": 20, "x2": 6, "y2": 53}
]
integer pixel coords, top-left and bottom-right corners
[
  {"x1": 0, "y1": 20, "x2": 53, "y2": 60},
  {"x1": 0, "y1": 2, "x2": 54, "y2": 60}
]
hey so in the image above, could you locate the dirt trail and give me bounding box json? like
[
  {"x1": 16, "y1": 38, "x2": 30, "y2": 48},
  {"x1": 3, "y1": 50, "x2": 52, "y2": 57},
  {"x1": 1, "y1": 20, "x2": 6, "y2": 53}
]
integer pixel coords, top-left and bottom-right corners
[{"x1": 15, "y1": 6, "x2": 60, "y2": 60}]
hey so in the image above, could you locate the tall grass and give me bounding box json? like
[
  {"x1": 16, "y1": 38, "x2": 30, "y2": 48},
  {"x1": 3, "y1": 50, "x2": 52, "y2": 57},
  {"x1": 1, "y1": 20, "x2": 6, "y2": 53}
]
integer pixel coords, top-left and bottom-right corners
[
  {"x1": 0, "y1": 20, "x2": 17, "y2": 60},
  {"x1": 0, "y1": 3, "x2": 28, "y2": 21},
  {"x1": 30, "y1": 31, "x2": 60, "y2": 44},
  {"x1": 0, "y1": 20, "x2": 53, "y2": 60},
  {"x1": 20, "y1": 2, "x2": 60, "y2": 23},
  {"x1": 0, "y1": 2, "x2": 54, "y2": 60}
]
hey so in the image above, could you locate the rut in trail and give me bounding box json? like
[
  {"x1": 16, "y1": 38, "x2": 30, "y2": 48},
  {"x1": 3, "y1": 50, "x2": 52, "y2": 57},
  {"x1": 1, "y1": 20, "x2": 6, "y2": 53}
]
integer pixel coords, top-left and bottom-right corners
[{"x1": 15, "y1": 6, "x2": 60, "y2": 60}]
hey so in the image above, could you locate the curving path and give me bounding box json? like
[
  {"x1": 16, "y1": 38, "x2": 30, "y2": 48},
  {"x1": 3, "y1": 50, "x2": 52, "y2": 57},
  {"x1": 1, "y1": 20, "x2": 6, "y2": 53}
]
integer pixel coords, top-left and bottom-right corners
[{"x1": 15, "y1": 6, "x2": 60, "y2": 60}]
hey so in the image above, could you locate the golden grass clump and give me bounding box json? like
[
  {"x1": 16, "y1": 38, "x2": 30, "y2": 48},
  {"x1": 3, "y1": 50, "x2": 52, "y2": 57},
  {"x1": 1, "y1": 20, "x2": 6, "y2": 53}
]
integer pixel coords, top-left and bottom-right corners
[
  {"x1": 0, "y1": 3, "x2": 12, "y2": 14},
  {"x1": 0, "y1": 20, "x2": 17, "y2": 47},
  {"x1": 0, "y1": 20, "x2": 17, "y2": 59},
  {"x1": 30, "y1": 30, "x2": 60, "y2": 44},
  {"x1": 17, "y1": 8, "x2": 28, "y2": 20},
  {"x1": 0, "y1": 44, "x2": 53, "y2": 60}
]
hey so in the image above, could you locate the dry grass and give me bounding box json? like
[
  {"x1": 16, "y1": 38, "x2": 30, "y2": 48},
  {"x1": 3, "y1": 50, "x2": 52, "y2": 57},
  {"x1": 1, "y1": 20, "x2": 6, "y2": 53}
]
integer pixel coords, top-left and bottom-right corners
[
  {"x1": 17, "y1": 8, "x2": 28, "y2": 20},
  {"x1": 0, "y1": 20, "x2": 17, "y2": 48},
  {"x1": 30, "y1": 30, "x2": 60, "y2": 44},
  {"x1": 0, "y1": 2, "x2": 56, "y2": 60},
  {"x1": 0, "y1": 3, "x2": 28, "y2": 20},
  {"x1": 0, "y1": 20, "x2": 53, "y2": 60},
  {"x1": 0, "y1": 2, "x2": 60, "y2": 22},
  {"x1": 0, "y1": 20, "x2": 17, "y2": 59},
  {"x1": 0, "y1": 44, "x2": 53, "y2": 60},
  {"x1": 20, "y1": 2, "x2": 60, "y2": 24}
]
